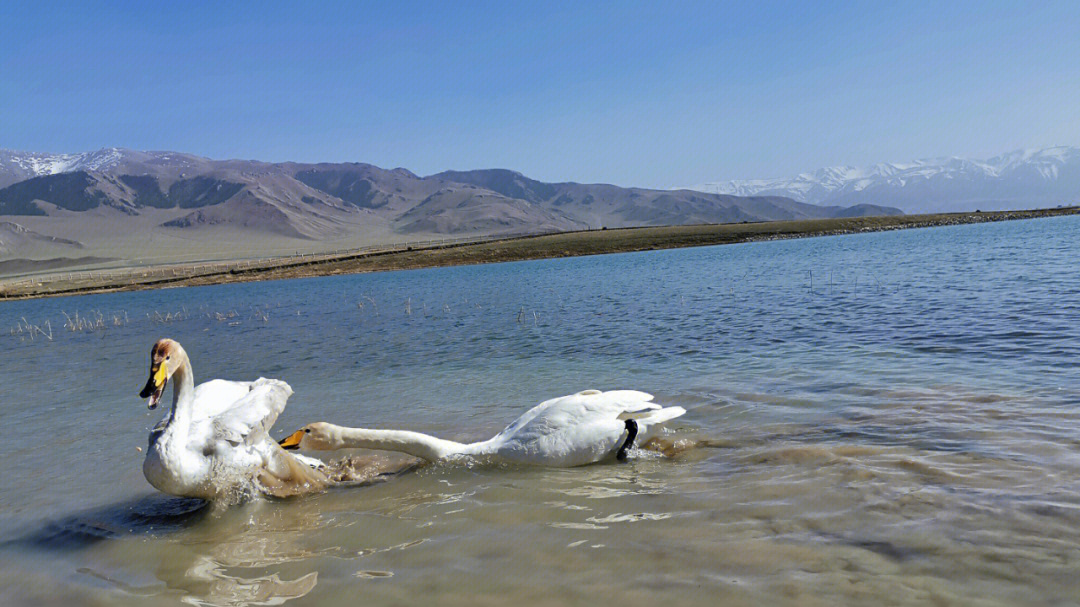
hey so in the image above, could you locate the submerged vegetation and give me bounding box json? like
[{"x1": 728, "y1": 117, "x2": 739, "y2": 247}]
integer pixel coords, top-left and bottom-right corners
[{"x1": 8, "y1": 304, "x2": 271, "y2": 344}]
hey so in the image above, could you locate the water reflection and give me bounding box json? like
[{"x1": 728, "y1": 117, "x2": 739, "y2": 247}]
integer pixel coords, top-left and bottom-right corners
[{"x1": 152, "y1": 503, "x2": 328, "y2": 607}]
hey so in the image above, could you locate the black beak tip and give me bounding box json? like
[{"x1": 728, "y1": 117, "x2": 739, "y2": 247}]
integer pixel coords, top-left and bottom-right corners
[{"x1": 139, "y1": 376, "x2": 157, "y2": 399}]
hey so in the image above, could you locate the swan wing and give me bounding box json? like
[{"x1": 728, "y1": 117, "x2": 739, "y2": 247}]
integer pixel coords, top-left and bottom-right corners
[
  {"x1": 495, "y1": 389, "x2": 657, "y2": 440},
  {"x1": 208, "y1": 378, "x2": 329, "y2": 496},
  {"x1": 211, "y1": 378, "x2": 294, "y2": 446},
  {"x1": 192, "y1": 379, "x2": 257, "y2": 420}
]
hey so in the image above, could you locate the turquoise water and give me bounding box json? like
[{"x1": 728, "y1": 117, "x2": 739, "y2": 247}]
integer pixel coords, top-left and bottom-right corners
[{"x1": 1, "y1": 216, "x2": 1078, "y2": 605}]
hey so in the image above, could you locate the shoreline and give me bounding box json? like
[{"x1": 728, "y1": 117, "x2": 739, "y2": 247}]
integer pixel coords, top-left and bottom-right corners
[{"x1": 2, "y1": 206, "x2": 1077, "y2": 301}]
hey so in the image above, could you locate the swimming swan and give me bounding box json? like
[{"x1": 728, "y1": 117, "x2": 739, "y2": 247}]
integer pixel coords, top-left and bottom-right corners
[
  {"x1": 279, "y1": 390, "x2": 686, "y2": 467},
  {"x1": 138, "y1": 338, "x2": 328, "y2": 499}
]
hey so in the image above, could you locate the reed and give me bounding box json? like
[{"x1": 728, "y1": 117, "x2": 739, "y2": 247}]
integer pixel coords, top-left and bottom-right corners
[
  {"x1": 11, "y1": 317, "x2": 52, "y2": 341},
  {"x1": 149, "y1": 308, "x2": 189, "y2": 323},
  {"x1": 62, "y1": 310, "x2": 94, "y2": 332},
  {"x1": 211, "y1": 310, "x2": 238, "y2": 322},
  {"x1": 360, "y1": 296, "x2": 378, "y2": 315}
]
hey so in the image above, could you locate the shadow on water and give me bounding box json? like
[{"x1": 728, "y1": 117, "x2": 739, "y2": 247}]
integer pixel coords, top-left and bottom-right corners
[
  {"x1": 1, "y1": 492, "x2": 330, "y2": 605},
  {"x1": 6, "y1": 453, "x2": 426, "y2": 554},
  {"x1": 5, "y1": 493, "x2": 210, "y2": 552}
]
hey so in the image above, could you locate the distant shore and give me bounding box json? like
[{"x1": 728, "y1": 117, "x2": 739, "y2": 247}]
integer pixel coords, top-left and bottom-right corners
[{"x1": 2, "y1": 207, "x2": 1077, "y2": 301}]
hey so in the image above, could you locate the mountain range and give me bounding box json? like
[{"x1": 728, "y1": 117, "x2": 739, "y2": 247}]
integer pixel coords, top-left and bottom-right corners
[
  {"x1": 0, "y1": 148, "x2": 898, "y2": 266},
  {"x1": 688, "y1": 147, "x2": 1080, "y2": 214}
]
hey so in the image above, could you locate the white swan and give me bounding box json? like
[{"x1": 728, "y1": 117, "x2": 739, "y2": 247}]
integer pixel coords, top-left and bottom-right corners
[
  {"x1": 279, "y1": 390, "x2": 686, "y2": 467},
  {"x1": 138, "y1": 338, "x2": 328, "y2": 500}
]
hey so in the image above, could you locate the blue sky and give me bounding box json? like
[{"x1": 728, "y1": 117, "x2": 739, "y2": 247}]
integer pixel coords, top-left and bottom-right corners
[{"x1": 3, "y1": 1, "x2": 1079, "y2": 187}]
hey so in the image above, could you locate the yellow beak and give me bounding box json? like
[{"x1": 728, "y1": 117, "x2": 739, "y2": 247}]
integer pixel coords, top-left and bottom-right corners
[
  {"x1": 140, "y1": 361, "x2": 172, "y2": 405},
  {"x1": 278, "y1": 430, "x2": 305, "y2": 450},
  {"x1": 153, "y1": 363, "x2": 169, "y2": 388}
]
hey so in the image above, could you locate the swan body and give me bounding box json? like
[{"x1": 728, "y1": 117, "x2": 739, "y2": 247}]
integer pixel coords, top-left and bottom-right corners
[
  {"x1": 280, "y1": 390, "x2": 686, "y2": 467},
  {"x1": 139, "y1": 339, "x2": 328, "y2": 500}
]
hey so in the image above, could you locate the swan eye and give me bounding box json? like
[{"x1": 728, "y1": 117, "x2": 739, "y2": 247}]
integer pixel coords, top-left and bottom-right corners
[{"x1": 304, "y1": 429, "x2": 311, "y2": 434}]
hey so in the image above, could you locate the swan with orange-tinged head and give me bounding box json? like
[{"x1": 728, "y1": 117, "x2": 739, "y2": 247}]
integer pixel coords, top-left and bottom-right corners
[
  {"x1": 279, "y1": 390, "x2": 686, "y2": 467},
  {"x1": 139, "y1": 338, "x2": 328, "y2": 500}
]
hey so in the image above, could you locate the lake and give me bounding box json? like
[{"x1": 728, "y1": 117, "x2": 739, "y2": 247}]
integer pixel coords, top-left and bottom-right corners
[{"x1": 1, "y1": 215, "x2": 1078, "y2": 606}]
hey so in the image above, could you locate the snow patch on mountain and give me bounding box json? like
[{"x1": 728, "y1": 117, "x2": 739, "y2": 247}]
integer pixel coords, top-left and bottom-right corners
[
  {"x1": 1, "y1": 147, "x2": 127, "y2": 177},
  {"x1": 687, "y1": 147, "x2": 1080, "y2": 212}
]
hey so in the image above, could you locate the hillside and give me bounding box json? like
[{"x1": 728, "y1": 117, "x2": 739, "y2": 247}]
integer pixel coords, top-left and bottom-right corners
[{"x1": 0, "y1": 148, "x2": 900, "y2": 268}]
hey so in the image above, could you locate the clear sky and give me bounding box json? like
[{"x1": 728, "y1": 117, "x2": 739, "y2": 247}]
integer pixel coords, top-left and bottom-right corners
[{"x1": 3, "y1": 1, "x2": 1079, "y2": 187}]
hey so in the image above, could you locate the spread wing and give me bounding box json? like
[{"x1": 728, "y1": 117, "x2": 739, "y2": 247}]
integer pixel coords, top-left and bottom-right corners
[
  {"x1": 211, "y1": 378, "x2": 294, "y2": 446},
  {"x1": 192, "y1": 379, "x2": 258, "y2": 420}
]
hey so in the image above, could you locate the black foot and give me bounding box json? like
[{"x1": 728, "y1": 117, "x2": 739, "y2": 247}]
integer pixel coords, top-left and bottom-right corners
[{"x1": 617, "y1": 419, "x2": 639, "y2": 461}]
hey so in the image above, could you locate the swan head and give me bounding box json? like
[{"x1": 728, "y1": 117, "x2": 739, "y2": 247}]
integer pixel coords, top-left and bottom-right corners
[
  {"x1": 139, "y1": 338, "x2": 187, "y2": 410},
  {"x1": 278, "y1": 423, "x2": 339, "y2": 451}
]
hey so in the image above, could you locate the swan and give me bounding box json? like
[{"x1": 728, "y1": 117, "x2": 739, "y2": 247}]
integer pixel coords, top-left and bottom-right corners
[
  {"x1": 138, "y1": 338, "x2": 328, "y2": 500},
  {"x1": 278, "y1": 390, "x2": 686, "y2": 467}
]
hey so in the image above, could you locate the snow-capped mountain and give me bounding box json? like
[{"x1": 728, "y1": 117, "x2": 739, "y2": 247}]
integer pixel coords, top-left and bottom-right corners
[
  {"x1": 0, "y1": 148, "x2": 130, "y2": 187},
  {"x1": 0, "y1": 148, "x2": 213, "y2": 189},
  {"x1": 689, "y1": 147, "x2": 1080, "y2": 214}
]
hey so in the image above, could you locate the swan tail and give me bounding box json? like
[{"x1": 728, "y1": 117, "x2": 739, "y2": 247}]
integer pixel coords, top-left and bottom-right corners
[
  {"x1": 635, "y1": 405, "x2": 686, "y2": 426},
  {"x1": 601, "y1": 390, "x2": 659, "y2": 420},
  {"x1": 619, "y1": 402, "x2": 683, "y2": 422},
  {"x1": 633, "y1": 405, "x2": 687, "y2": 442}
]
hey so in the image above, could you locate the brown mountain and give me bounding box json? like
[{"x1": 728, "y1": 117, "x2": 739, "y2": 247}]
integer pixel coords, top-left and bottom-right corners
[{"x1": 0, "y1": 148, "x2": 901, "y2": 262}]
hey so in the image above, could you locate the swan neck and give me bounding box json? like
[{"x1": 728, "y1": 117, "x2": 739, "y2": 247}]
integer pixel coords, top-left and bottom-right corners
[
  {"x1": 333, "y1": 427, "x2": 468, "y2": 462},
  {"x1": 168, "y1": 357, "x2": 196, "y2": 424}
]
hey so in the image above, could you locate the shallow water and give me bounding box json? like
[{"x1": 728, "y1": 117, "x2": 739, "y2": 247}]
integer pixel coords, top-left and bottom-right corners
[{"x1": 1, "y1": 216, "x2": 1079, "y2": 606}]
